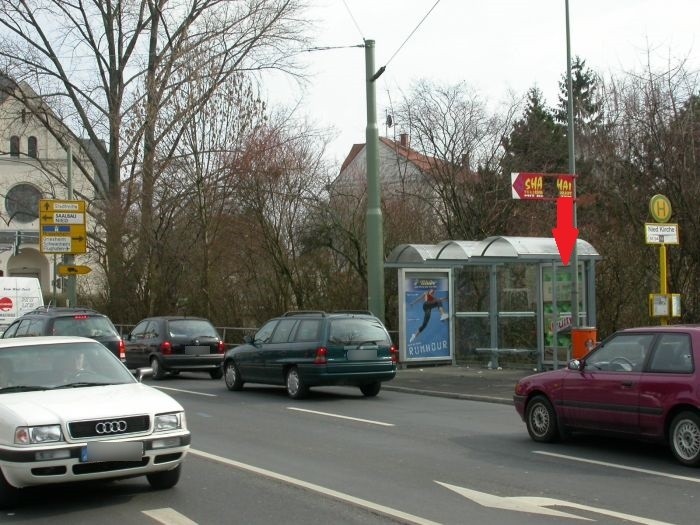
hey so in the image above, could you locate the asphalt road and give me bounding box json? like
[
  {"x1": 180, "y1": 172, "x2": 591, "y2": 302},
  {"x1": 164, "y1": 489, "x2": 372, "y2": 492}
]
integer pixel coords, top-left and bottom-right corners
[{"x1": 5, "y1": 374, "x2": 699, "y2": 524}]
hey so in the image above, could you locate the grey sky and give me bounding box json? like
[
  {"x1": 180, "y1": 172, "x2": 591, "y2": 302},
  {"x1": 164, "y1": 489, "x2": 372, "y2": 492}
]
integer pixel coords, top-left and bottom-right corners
[{"x1": 265, "y1": 0, "x2": 699, "y2": 168}]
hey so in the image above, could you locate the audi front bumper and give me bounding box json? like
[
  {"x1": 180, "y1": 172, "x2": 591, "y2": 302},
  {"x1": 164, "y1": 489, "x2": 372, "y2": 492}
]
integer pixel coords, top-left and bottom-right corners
[{"x1": 0, "y1": 430, "x2": 190, "y2": 488}]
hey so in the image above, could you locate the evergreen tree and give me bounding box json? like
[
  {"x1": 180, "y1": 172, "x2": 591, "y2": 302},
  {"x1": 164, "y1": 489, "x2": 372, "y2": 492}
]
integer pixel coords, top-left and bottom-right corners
[
  {"x1": 501, "y1": 87, "x2": 568, "y2": 174},
  {"x1": 556, "y1": 56, "x2": 603, "y2": 128}
]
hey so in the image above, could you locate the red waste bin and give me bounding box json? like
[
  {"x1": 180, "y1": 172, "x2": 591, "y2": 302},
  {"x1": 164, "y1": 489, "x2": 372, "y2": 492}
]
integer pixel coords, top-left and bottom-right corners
[{"x1": 571, "y1": 327, "x2": 597, "y2": 359}]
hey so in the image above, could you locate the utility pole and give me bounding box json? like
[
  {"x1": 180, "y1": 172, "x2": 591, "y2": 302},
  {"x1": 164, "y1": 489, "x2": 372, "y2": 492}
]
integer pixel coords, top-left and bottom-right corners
[{"x1": 364, "y1": 39, "x2": 385, "y2": 322}]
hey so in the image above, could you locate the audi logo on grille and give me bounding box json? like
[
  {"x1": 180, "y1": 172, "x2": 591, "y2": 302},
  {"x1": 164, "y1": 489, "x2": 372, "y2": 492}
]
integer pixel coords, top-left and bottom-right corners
[{"x1": 95, "y1": 420, "x2": 128, "y2": 434}]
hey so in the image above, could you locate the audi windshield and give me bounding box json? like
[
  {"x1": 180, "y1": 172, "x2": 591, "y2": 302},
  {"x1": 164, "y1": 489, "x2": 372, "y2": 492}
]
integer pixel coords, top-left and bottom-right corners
[{"x1": 0, "y1": 340, "x2": 136, "y2": 392}]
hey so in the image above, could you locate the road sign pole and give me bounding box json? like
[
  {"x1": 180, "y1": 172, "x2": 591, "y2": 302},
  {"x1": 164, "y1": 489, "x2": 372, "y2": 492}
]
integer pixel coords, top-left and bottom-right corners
[
  {"x1": 64, "y1": 146, "x2": 77, "y2": 307},
  {"x1": 660, "y1": 244, "x2": 668, "y2": 326}
]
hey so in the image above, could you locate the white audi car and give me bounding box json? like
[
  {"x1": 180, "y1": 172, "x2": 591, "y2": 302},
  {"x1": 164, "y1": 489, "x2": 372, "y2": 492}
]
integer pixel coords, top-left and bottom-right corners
[{"x1": 0, "y1": 336, "x2": 190, "y2": 508}]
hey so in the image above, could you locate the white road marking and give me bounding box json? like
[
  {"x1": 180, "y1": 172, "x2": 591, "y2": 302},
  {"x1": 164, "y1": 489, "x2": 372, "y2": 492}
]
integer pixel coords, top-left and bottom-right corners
[
  {"x1": 286, "y1": 407, "x2": 394, "y2": 426},
  {"x1": 437, "y1": 481, "x2": 675, "y2": 524},
  {"x1": 189, "y1": 448, "x2": 438, "y2": 525},
  {"x1": 534, "y1": 450, "x2": 700, "y2": 483},
  {"x1": 151, "y1": 386, "x2": 216, "y2": 397},
  {"x1": 143, "y1": 507, "x2": 198, "y2": 524}
]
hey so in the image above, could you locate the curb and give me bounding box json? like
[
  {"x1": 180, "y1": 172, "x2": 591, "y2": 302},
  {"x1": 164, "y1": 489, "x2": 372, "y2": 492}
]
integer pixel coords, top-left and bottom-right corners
[{"x1": 382, "y1": 385, "x2": 514, "y2": 406}]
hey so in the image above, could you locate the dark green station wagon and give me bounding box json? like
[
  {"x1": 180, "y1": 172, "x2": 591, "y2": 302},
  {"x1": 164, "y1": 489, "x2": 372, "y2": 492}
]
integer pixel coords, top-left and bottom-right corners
[{"x1": 222, "y1": 311, "x2": 398, "y2": 399}]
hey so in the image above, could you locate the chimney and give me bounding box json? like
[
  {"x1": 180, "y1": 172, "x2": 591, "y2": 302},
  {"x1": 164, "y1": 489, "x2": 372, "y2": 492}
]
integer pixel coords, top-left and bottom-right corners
[{"x1": 399, "y1": 133, "x2": 408, "y2": 148}]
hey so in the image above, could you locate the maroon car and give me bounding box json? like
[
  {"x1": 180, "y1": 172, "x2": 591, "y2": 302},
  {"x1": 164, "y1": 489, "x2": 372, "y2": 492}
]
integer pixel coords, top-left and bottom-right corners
[{"x1": 514, "y1": 325, "x2": 700, "y2": 466}]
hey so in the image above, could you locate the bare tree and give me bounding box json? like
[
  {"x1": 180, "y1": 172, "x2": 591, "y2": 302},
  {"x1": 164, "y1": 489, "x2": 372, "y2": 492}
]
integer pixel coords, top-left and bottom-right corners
[
  {"x1": 590, "y1": 58, "x2": 700, "y2": 333},
  {"x1": 0, "y1": 0, "x2": 310, "y2": 320},
  {"x1": 224, "y1": 112, "x2": 331, "y2": 321},
  {"x1": 394, "y1": 80, "x2": 518, "y2": 239}
]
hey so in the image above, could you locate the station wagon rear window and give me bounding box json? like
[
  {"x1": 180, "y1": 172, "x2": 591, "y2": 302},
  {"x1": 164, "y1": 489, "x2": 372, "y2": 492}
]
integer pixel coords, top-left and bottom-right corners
[{"x1": 328, "y1": 319, "x2": 391, "y2": 345}]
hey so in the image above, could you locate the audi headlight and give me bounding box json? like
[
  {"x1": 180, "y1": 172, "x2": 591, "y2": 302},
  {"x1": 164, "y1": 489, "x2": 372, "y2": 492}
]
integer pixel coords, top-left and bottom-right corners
[
  {"x1": 15, "y1": 425, "x2": 63, "y2": 444},
  {"x1": 154, "y1": 412, "x2": 184, "y2": 432}
]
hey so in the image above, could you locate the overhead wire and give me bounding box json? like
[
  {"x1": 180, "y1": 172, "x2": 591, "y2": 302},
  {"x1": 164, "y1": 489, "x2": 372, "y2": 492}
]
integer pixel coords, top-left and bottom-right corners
[
  {"x1": 340, "y1": 0, "x2": 365, "y2": 42},
  {"x1": 384, "y1": 0, "x2": 442, "y2": 67}
]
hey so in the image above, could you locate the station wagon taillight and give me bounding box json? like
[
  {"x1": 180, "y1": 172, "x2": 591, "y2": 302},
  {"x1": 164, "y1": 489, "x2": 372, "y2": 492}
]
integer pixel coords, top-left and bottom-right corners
[
  {"x1": 390, "y1": 344, "x2": 399, "y2": 364},
  {"x1": 160, "y1": 341, "x2": 173, "y2": 355},
  {"x1": 217, "y1": 341, "x2": 226, "y2": 353},
  {"x1": 314, "y1": 347, "x2": 328, "y2": 364}
]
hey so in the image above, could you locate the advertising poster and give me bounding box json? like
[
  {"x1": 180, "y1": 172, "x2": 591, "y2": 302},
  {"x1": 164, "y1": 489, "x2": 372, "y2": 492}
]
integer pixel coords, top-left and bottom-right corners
[{"x1": 404, "y1": 273, "x2": 450, "y2": 360}]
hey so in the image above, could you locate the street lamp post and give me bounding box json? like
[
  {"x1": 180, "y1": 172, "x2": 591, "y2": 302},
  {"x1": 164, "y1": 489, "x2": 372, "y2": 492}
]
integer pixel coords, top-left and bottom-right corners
[{"x1": 565, "y1": 0, "x2": 580, "y2": 330}]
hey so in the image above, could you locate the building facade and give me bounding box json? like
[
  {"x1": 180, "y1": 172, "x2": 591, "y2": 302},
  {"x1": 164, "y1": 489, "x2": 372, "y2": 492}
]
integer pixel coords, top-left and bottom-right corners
[{"x1": 0, "y1": 76, "x2": 103, "y2": 299}]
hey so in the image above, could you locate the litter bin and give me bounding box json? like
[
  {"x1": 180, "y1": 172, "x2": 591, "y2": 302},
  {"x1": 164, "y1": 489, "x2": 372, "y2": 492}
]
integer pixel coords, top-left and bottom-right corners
[{"x1": 571, "y1": 327, "x2": 597, "y2": 359}]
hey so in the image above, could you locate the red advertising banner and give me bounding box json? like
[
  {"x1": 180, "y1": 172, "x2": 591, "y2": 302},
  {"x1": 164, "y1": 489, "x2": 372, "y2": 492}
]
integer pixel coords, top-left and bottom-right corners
[{"x1": 511, "y1": 172, "x2": 575, "y2": 200}]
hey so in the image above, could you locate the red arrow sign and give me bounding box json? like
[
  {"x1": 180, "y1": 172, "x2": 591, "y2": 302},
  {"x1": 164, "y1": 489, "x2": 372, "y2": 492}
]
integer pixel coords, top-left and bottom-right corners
[{"x1": 552, "y1": 197, "x2": 579, "y2": 266}]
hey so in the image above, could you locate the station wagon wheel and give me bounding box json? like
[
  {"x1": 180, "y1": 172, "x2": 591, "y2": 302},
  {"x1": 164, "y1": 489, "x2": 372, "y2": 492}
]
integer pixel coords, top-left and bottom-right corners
[
  {"x1": 146, "y1": 464, "x2": 182, "y2": 490},
  {"x1": 669, "y1": 411, "x2": 700, "y2": 466},
  {"x1": 150, "y1": 357, "x2": 165, "y2": 380},
  {"x1": 525, "y1": 395, "x2": 560, "y2": 443},
  {"x1": 359, "y1": 382, "x2": 381, "y2": 397},
  {"x1": 286, "y1": 367, "x2": 309, "y2": 399},
  {"x1": 0, "y1": 469, "x2": 19, "y2": 509},
  {"x1": 224, "y1": 361, "x2": 244, "y2": 391}
]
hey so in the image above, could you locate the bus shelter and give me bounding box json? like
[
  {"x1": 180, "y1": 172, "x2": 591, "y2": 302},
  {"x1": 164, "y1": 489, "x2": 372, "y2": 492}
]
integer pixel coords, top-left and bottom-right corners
[{"x1": 386, "y1": 236, "x2": 602, "y2": 370}]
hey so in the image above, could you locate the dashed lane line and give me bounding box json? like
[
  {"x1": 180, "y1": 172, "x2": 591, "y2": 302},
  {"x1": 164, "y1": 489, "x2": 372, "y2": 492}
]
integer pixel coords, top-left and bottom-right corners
[
  {"x1": 189, "y1": 448, "x2": 440, "y2": 525},
  {"x1": 286, "y1": 407, "x2": 395, "y2": 426},
  {"x1": 534, "y1": 450, "x2": 700, "y2": 483}
]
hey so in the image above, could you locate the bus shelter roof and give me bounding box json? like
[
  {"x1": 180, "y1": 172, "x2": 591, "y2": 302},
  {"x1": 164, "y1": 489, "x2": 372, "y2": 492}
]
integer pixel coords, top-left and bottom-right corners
[{"x1": 386, "y1": 236, "x2": 601, "y2": 267}]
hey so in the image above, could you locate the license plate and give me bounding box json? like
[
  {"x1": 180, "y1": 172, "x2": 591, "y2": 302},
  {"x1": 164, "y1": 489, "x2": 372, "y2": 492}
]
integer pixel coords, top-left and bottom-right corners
[
  {"x1": 185, "y1": 345, "x2": 210, "y2": 355},
  {"x1": 347, "y1": 349, "x2": 378, "y2": 361},
  {"x1": 81, "y1": 441, "x2": 143, "y2": 463}
]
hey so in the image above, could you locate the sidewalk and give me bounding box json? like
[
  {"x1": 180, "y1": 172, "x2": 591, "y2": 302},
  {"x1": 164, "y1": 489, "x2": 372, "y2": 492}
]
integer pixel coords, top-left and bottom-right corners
[{"x1": 383, "y1": 364, "x2": 538, "y2": 405}]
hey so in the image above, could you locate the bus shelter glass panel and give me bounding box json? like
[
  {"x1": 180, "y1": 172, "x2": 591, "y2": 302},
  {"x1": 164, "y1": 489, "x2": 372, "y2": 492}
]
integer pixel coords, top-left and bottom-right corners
[
  {"x1": 455, "y1": 266, "x2": 489, "y2": 311},
  {"x1": 542, "y1": 263, "x2": 586, "y2": 364},
  {"x1": 454, "y1": 316, "x2": 490, "y2": 362},
  {"x1": 498, "y1": 264, "x2": 537, "y2": 357},
  {"x1": 454, "y1": 266, "x2": 490, "y2": 362}
]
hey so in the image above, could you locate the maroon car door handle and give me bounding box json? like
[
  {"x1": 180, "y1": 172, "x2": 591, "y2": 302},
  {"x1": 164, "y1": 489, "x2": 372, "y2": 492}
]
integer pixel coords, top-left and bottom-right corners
[{"x1": 620, "y1": 381, "x2": 634, "y2": 388}]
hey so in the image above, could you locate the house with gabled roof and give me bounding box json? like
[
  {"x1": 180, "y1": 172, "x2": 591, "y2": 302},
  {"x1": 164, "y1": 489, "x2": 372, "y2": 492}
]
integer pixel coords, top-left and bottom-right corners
[{"x1": 334, "y1": 133, "x2": 438, "y2": 198}]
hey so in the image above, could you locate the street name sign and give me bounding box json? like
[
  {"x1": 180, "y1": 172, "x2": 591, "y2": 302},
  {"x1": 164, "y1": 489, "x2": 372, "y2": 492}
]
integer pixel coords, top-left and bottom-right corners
[
  {"x1": 644, "y1": 223, "x2": 679, "y2": 244},
  {"x1": 39, "y1": 199, "x2": 87, "y2": 254}
]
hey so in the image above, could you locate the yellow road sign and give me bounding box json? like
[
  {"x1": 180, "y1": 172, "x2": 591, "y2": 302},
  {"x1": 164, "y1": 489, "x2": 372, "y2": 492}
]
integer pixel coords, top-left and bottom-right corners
[
  {"x1": 39, "y1": 199, "x2": 87, "y2": 254},
  {"x1": 57, "y1": 264, "x2": 92, "y2": 276},
  {"x1": 649, "y1": 194, "x2": 672, "y2": 223},
  {"x1": 40, "y1": 199, "x2": 86, "y2": 214}
]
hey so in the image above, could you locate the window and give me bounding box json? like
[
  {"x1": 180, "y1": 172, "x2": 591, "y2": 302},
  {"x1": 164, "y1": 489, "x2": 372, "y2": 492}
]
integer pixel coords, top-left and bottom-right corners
[
  {"x1": 295, "y1": 320, "x2": 321, "y2": 342},
  {"x1": 587, "y1": 334, "x2": 654, "y2": 372},
  {"x1": 14, "y1": 319, "x2": 45, "y2": 337},
  {"x1": 254, "y1": 320, "x2": 277, "y2": 344},
  {"x1": 130, "y1": 321, "x2": 150, "y2": 339},
  {"x1": 649, "y1": 334, "x2": 694, "y2": 373},
  {"x1": 28, "y1": 136, "x2": 37, "y2": 158},
  {"x1": 10, "y1": 136, "x2": 20, "y2": 156},
  {"x1": 270, "y1": 319, "x2": 297, "y2": 343},
  {"x1": 5, "y1": 183, "x2": 42, "y2": 224}
]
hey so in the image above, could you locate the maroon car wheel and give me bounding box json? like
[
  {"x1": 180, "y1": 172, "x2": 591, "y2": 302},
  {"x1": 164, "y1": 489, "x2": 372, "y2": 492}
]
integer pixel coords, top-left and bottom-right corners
[
  {"x1": 525, "y1": 395, "x2": 560, "y2": 443},
  {"x1": 669, "y1": 411, "x2": 700, "y2": 466}
]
